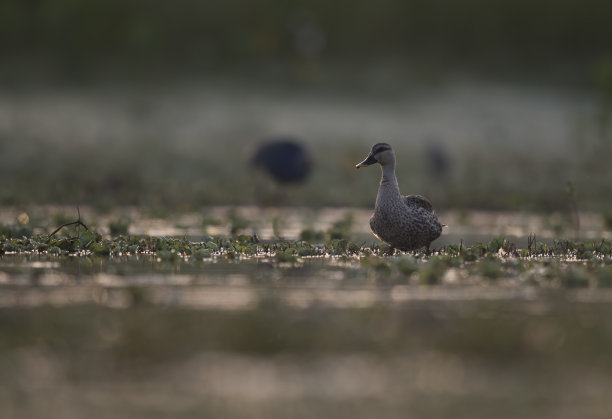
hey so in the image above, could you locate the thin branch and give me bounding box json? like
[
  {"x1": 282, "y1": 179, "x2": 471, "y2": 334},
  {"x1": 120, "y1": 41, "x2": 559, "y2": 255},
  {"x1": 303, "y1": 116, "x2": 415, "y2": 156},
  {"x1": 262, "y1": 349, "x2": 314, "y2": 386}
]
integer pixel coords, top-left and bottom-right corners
[
  {"x1": 48, "y1": 220, "x2": 89, "y2": 238},
  {"x1": 47, "y1": 207, "x2": 89, "y2": 239}
]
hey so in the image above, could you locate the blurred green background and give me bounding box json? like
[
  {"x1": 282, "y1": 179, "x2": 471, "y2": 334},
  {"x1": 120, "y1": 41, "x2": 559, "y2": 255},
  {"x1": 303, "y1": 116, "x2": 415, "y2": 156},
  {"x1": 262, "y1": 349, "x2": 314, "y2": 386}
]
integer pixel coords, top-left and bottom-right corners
[
  {"x1": 2, "y1": 0, "x2": 612, "y2": 81},
  {"x1": 1, "y1": 0, "x2": 612, "y2": 212}
]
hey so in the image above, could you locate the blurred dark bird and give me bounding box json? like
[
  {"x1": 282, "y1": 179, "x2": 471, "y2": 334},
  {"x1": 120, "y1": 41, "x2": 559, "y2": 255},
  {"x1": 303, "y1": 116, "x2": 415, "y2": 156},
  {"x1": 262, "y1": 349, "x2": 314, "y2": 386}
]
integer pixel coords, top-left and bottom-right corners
[
  {"x1": 425, "y1": 141, "x2": 451, "y2": 180},
  {"x1": 251, "y1": 139, "x2": 312, "y2": 183}
]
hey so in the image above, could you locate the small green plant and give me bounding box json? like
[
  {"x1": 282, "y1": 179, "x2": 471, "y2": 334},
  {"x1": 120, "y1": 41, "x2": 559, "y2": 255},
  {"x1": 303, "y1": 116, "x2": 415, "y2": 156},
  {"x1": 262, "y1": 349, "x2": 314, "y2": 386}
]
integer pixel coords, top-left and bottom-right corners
[
  {"x1": 0, "y1": 223, "x2": 33, "y2": 239},
  {"x1": 227, "y1": 208, "x2": 250, "y2": 235},
  {"x1": 479, "y1": 257, "x2": 503, "y2": 279},
  {"x1": 299, "y1": 228, "x2": 325, "y2": 243},
  {"x1": 109, "y1": 219, "x2": 130, "y2": 236},
  {"x1": 419, "y1": 256, "x2": 449, "y2": 285},
  {"x1": 396, "y1": 256, "x2": 418, "y2": 276},
  {"x1": 327, "y1": 213, "x2": 354, "y2": 240}
]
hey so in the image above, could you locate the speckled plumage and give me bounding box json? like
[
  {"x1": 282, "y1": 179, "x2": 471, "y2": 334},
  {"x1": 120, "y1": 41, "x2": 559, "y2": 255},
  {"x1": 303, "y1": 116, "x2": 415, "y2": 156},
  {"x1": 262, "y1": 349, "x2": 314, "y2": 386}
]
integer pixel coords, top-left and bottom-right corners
[{"x1": 356, "y1": 143, "x2": 443, "y2": 251}]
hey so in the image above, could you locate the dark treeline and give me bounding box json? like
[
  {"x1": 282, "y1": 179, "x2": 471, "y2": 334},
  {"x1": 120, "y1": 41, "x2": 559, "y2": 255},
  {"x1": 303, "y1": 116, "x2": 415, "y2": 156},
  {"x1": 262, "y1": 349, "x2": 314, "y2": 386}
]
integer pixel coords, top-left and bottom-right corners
[{"x1": 1, "y1": 0, "x2": 611, "y2": 82}]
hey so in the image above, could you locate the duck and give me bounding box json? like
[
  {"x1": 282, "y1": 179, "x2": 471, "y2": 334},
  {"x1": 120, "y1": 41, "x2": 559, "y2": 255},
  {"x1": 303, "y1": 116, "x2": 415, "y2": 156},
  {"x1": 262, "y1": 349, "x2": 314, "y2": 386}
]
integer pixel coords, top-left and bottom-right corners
[{"x1": 356, "y1": 142, "x2": 443, "y2": 252}]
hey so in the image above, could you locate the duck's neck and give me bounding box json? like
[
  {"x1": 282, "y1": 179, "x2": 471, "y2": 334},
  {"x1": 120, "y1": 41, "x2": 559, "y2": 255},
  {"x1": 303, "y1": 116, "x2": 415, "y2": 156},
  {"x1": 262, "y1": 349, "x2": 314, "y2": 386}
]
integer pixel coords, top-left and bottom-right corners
[
  {"x1": 375, "y1": 163, "x2": 401, "y2": 208},
  {"x1": 380, "y1": 163, "x2": 398, "y2": 186}
]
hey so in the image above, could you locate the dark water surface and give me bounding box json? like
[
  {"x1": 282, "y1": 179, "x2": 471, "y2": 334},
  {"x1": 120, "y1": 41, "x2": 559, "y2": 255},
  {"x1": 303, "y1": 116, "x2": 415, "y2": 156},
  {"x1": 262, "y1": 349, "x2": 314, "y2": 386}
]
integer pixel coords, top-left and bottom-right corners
[{"x1": 2, "y1": 234, "x2": 612, "y2": 418}]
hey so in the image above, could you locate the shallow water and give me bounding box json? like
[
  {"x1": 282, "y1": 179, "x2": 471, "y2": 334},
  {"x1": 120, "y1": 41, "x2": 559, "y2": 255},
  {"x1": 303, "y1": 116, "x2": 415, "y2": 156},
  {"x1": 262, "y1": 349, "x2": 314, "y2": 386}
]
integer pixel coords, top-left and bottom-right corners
[
  {"x1": 2, "y1": 206, "x2": 612, "y2": 418},
  {"x1": 1, "y1": 291, "x2": 612, "y2": 419},
  {"x1": 2, "y1": 251, "x2": 612, "y2": 310}
]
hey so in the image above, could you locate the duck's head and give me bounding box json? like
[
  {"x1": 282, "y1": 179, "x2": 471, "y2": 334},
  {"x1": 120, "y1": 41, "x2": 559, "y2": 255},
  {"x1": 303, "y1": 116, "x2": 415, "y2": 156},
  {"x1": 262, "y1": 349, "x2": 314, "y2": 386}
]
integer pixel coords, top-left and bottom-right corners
[{"x1": 355, "y1": 142, "x2": 394, "y2": 168}]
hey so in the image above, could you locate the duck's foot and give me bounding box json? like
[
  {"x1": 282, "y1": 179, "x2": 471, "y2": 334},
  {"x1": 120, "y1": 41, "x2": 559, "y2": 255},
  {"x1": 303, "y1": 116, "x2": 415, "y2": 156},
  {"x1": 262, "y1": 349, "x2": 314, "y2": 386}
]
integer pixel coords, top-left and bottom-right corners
[{"x1": 386, "y1": 246, "x2": 396, "y2": 256}]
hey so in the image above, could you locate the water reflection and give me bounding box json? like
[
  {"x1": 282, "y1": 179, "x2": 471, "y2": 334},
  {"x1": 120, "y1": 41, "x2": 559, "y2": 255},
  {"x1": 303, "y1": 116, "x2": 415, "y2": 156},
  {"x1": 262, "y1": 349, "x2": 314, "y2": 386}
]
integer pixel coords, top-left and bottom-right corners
[{"x1": 3, "y1": 267, "x2": 612, "y2": 309}]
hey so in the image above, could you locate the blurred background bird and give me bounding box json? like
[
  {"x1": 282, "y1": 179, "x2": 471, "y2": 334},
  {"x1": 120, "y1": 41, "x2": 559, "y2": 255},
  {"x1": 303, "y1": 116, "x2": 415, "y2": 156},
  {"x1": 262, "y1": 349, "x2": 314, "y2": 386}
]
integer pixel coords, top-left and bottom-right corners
[{"x1": 250, "y1": 138, "x2": 313, "y2": 205}]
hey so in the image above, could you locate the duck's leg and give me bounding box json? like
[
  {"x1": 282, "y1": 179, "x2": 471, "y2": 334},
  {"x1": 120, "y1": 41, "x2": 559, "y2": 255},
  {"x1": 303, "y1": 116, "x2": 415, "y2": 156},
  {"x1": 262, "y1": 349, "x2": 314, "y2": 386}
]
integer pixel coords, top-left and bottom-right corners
[{"x1": 387, "y1": 246, "x2": 396, "y2": 256}]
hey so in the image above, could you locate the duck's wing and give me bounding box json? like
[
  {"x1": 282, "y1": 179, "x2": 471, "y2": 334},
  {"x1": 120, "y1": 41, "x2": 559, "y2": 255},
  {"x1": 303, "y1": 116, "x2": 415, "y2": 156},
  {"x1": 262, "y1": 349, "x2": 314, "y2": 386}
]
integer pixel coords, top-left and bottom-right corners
[{"x1": 403, "y1": 194, "x2": 434, "y2": 213}]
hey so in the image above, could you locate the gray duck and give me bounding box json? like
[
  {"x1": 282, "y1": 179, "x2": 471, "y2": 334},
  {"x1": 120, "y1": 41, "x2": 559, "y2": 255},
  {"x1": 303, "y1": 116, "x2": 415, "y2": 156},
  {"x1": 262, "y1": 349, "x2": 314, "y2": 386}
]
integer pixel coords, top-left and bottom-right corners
[{"x1": 356, "y1": 142, "x2": 443, "y2": 252}]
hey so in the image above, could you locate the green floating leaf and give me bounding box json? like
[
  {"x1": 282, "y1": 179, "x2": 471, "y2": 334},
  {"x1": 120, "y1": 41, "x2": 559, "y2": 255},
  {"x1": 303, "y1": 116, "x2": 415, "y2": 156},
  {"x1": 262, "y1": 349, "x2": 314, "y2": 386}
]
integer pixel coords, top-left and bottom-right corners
[
  {"x1": 193, "y1": 248, "x2": 213, "y2": 259},
  {"x1": 205, "y1": 241, "x2": 219, "y2": 251}
]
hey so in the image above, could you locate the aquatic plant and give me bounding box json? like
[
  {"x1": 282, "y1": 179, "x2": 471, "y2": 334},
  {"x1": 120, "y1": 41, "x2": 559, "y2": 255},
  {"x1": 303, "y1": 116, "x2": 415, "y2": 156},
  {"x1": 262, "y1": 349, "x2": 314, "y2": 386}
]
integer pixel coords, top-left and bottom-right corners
[
  {"x1": 109, "y1": 218, "x2": 130, "y2": 236},
  {"x1": 2, "y1": 216, "x2": 612, "y2": 289}
]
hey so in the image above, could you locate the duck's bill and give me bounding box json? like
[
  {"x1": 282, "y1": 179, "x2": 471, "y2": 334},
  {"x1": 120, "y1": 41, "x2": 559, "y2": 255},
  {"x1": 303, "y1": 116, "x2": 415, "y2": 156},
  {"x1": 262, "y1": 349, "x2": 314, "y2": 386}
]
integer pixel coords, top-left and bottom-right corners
[{"x1": 355, "y1": 154, "x2": 377, "y2": 168}]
